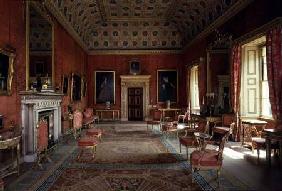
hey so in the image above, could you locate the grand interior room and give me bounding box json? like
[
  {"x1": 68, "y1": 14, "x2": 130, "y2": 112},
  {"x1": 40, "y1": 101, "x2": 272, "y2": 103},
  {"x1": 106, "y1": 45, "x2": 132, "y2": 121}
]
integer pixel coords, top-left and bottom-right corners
[{"x1": 0, "y1": 0, "x2": 282, "y2": 190}]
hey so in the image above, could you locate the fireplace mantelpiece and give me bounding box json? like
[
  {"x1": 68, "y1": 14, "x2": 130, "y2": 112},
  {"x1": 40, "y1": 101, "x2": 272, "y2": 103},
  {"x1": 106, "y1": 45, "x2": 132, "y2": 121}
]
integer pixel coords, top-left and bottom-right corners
[
  {"x1": 120, "y1": 75, "x2": 151, "y2": 121},
  {"x1": 20, "y1": 91, "x2": 63, "y2": 162}
]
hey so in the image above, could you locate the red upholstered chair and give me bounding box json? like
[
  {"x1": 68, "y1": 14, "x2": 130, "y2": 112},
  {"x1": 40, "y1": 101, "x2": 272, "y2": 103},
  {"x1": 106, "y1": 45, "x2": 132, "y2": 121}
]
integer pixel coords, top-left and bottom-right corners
[
  {"x1": 190, "y1": 128, "x2": 230, "y2": 186},
  {"x1": 179, "y1": 120, "x2": 208, "y2": 159},
  {"x1": 86, "y1": 128, "x2": 102, "y2": 141},
  {"x1": 73, "y1": 110, "x2": 83, "y2": 139},
  {"x1": 83, "y1": 108, "x2": 95, "y2": 128},
  {"x1": 214, "y1": 113, "x2": 235, "y2": 140},
  {"x1": 35, "y1": 118, "x2": 50, "y2": 168},
  {"x1": 252, "y1": 121, "x2": 279, "y2": 160},
  {"x1": 147, "y1": 109, "x2": 162, "y2": 131},
  {"x1": 77, "y1": 137, "x2": 99, "y2": 160}
]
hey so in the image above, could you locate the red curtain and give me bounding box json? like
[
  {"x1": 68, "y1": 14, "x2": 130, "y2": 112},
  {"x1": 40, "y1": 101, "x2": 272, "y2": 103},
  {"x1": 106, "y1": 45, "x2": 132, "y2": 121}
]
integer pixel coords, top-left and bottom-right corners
[
  {"x1": 230, "y1": 44, "x2": 242, "y2": 141},
  {"x1": 230, "y1": 44, "x2": 242, "y2": 114},
  {"x1": 266, "y1": 26, "x2": 282, "y2": 121}
]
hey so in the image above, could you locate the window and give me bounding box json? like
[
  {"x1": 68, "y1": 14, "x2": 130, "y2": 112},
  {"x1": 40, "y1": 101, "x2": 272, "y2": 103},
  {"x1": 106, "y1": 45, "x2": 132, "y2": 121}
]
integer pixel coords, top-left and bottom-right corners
[
  {"x1": 190, "y1": 65, "x2": 200, "y2": 113},
  {"x1": 240, "y1": 36, "x2": 272, "y2": 118}
]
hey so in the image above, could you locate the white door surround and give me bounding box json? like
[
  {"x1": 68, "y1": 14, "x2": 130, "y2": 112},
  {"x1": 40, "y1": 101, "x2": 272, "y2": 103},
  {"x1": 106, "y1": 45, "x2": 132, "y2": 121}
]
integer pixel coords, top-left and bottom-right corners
[{"x1": 120, "y1": 75, "x2": 151, "y2": 121}]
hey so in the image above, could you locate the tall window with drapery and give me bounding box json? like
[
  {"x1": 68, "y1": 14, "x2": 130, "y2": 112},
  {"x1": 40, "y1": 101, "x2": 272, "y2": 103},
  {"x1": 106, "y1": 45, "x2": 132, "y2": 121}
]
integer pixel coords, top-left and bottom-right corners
[
  {"x1": 266, "y1": 25, "x2": 282, "y2": 121},
  {"x1": 190, "y1": 65, "x2": 200, "y2": 114}
]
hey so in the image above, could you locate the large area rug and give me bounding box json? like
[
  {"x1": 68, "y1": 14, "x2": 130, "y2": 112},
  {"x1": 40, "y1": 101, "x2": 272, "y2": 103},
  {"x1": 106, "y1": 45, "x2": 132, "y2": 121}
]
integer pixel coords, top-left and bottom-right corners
[
  {"x1": 7, "y1": 124, "x2": 208, "y2": 191},
  {"x1": 75, "y1": 126, "x2": 178, "y2": 164}
]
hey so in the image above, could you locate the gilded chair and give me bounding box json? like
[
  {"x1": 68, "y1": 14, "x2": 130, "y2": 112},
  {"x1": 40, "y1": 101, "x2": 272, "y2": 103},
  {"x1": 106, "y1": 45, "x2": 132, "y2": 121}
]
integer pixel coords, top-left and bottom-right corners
[
  {"x1": 73, "y1": 110, "x2": 83, "y2": 139},
  {"x1": 214, "y1": 113, "x2": 235, "y2": 141},
  {"x1": 190, "y1": 128, "x2": 230, "y2": 187},
  {"x1": 179, "y1": 120, "x2": 208, "y2": 159},
  {"x1": 147, "y1": 109, "x2": 162, "y2": 131},
  {"x1": 252, "y1": 121, "x2": 279, "y2": 161}
]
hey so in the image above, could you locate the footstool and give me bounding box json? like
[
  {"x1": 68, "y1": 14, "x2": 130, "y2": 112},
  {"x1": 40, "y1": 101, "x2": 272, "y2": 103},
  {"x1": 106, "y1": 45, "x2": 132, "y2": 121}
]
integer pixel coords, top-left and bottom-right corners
[
  {"x1": 86, "y1": 128, "x2": 102, "y2": 140},
  {"x1": 77, "y1": 137, "x2": 99, "y2": 160}
]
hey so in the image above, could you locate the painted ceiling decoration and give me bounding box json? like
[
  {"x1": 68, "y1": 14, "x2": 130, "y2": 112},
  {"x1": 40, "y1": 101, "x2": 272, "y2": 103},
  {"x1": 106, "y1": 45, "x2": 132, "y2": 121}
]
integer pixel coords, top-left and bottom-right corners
[{"x1": 44, "y1": 0, "x2": 249, "y2": 53}]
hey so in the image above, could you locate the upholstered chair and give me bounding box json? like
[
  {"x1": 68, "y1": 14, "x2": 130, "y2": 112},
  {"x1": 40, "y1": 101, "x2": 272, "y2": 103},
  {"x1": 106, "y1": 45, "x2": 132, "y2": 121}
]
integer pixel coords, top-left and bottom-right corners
[
  {"x1": 214, "y1": 113, "x2": 235, "y2": 141},
  {"x1": 190, "y1": 128, "x2": 230, "y2": 187},
  {"x1": 252, "y1": 121, "x2": 279, "y2": 160},
  {"x1": 147, "y1": 109, "x2": 162, "y2": 131},
  {"x1": 179, "y1": 120, "x2": 208, "y2": 159},
  {"x1": 73, "y1": 110, "x2": 83, "y2": 139},
  {"x1": 83, "y1": 108, "x2": 95, "y2": 128}
]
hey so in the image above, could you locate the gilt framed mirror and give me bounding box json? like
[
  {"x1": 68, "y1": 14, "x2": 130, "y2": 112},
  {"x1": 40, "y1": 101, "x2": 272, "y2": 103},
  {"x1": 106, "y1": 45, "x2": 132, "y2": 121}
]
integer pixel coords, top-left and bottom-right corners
[
  {"x1": 26, "y1": 2, "x2": 54, "y2": 91},
  {"x1": 0, "y1": 48, "x2": 15, "y2": 95}
]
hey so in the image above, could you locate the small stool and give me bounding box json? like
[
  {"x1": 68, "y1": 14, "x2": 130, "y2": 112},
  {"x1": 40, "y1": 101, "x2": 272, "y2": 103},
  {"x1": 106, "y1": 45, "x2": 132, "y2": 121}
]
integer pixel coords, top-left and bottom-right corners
[
  {"x1": 77, "y1": 137, "x2": 98, "y2": 160},
  {"x1": 86, "y1": 128, "x2": 102, "y2": 140}
]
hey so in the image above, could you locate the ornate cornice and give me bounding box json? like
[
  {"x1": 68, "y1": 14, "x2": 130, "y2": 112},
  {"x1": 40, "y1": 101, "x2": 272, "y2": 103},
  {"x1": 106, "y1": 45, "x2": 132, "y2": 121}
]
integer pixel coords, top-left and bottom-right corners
[
  {"x1": 233, "y1": 17, "x2": 282, "y2": 45},
  {"x1": 89, "y1": 49, "x2": 182, "y2": 55},
  {"x1": 183, "y1": 0, "x2": 254, "y2": 52},
  {"x1": 43, "y1": 0, "x2": 89, "y2": 53}
]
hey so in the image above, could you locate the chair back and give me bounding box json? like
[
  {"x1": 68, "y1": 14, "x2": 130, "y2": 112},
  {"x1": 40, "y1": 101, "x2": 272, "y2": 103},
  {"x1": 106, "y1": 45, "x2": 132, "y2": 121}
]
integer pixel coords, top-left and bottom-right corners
[
  {"x1": 37, "y1": 118, "x2": 48, "y2": 152},
  {"x1": 73, "y1": 110, "x2": 83, "y2": 129},
  {"x1": 84, "y1": 108, "x2": 94, "y2": 118},
  {"x1": 153, "y1": 109, "x2": 162, "y2": 121},
  {"x1": 217, "y1": 129, "x2": 230, "y2": 160},
  {"x1": 222, "y1": 114, "x2": 235, "y2": 126},
  {"x1": 195, "y1": 120, "x2": 208, "y2": 133}
]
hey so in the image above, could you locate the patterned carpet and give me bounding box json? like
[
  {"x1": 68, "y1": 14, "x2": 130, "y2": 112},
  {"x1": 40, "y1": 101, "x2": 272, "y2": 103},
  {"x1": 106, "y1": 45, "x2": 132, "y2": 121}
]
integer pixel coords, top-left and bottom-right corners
[{"x1": 7, "y1": 124, "x2": 208, "y2": 191}]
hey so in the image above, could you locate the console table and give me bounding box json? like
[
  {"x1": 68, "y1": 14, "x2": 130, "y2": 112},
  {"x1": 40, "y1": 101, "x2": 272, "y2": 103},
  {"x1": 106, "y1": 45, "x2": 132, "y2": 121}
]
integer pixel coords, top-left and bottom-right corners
[
  {"x1": 95, "y1": 109, "x2": 120, "y2": 121},
  {"x1": 0, "y1": 136, "x2": 21, "y2": 180},
  {"x1": 158, "y1": 108, "x2": 181, "y2": 122}
]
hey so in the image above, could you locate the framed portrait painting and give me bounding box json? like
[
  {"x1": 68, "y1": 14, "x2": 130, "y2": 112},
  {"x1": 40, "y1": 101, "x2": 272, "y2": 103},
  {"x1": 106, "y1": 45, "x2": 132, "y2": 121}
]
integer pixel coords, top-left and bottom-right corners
[
  {"x1": 62, "y1": 75, "x2": 68, "y2": 95},
  {"x1": 70, "y1": 73, "x2": 81, "y2": 102},
  {"x1": 95, "y1": 71, "x2": 115, "y2": 104},
  {"x1": 129, "y1": 59, "x2": 140, "y2": 75},
  {"x1": 157, "y1": 69, "x2": 178, "y2": 103}
]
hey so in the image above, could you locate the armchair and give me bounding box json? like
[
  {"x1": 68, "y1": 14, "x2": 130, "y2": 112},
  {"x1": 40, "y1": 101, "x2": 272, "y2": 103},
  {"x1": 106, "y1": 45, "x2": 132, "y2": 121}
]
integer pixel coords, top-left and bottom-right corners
[
  {"x1": 214, "y1": 113, "x2": 235, "y2": 141},
  {"x1": 190, "y1": 127, "x2": 230, "y2": 187},
  {"x1": 83, "y1": 108, "x2": 95, "y2": 129},
  {"x1": 179, "y1": 120, "x2": 209, "y2": 159},
  {"x1": 73, "y1": 110, "x2": 83, "y2": 139},
  {"x1": 252, "y1": 121, "x2": 279, "y2": 161}
]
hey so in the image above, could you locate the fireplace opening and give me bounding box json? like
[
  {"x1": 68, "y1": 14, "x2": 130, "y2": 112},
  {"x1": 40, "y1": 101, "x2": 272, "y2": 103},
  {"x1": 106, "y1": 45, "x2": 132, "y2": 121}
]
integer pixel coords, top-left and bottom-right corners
[{"x1": 38, "y1": 110, "x2": 55, "y2": 149}]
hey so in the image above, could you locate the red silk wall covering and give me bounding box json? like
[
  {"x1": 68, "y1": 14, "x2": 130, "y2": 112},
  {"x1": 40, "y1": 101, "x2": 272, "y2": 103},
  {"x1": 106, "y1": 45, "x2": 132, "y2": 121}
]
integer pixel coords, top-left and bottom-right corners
[
  {"x1": 0, "y1": 0, "x2": 87, "y2": 128},
  {"x1": 0, "y1": 0, "x2": 25, "y2": 127},
  {"x1": 87, "y1": 54, "x2": 187, "y2": 109}
]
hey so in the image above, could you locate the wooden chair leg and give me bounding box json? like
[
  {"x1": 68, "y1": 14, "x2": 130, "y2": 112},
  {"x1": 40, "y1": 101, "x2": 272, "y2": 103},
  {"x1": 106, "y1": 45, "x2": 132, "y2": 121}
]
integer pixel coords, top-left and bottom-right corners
[
  {"x1": 179, "y1": 142, "x2": 182, "y2": 153},
  {"x1": 257, "y1": 148, "x2": 260, "y2": 161},
  {"x1": 186, "y1": 147, "x2": 189, "y2": 160},
  {"x1": 217, "y1": 169, "x2": 221, "y2": 188}
]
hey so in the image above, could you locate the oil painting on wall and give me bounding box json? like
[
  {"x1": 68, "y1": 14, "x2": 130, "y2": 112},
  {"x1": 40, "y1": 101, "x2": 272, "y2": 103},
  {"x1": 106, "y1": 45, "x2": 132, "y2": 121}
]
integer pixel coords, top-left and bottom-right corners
[
  {"x1": 95, "y1": 71, "x2": 115, "y2": 104},
  {"x1": 157, "y1": 70, "x2": 178, "y2": 103}
]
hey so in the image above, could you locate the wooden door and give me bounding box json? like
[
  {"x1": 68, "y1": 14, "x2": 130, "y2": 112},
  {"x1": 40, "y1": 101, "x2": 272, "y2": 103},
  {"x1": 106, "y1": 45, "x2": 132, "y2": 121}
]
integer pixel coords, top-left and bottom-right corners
[{"x1": 128, "y1": 88, "x2": 143, "y2": 121}]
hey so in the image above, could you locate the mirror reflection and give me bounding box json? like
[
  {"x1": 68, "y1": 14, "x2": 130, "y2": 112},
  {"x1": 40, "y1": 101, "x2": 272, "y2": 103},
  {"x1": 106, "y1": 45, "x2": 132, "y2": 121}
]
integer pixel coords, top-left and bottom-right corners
[{"x1": 28, "y1": 4, "x2": 53, "y2": 91}]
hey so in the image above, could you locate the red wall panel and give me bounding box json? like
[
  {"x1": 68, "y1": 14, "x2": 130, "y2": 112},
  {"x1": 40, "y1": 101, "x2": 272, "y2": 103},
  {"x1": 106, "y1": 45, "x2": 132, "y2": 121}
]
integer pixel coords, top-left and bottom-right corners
[
  {"x1": 0, "y1": 0, "x2": 26, "y2": 127},
  {"x1": 87, "y1": 54, "x2": 187, "y2": 109}
]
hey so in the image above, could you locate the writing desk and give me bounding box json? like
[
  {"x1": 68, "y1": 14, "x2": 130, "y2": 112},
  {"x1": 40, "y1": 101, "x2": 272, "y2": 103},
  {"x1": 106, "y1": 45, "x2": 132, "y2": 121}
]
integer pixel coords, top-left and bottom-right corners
[{"x1": 95, "y1": 109, "x2": 120, "y2": 121}]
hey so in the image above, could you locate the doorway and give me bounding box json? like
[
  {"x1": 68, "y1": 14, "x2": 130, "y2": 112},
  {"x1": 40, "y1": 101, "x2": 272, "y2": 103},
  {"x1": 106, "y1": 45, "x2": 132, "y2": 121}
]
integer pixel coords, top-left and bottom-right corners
[{"x1": 128, "y1": 87, "x2": 143, "y2": 121}]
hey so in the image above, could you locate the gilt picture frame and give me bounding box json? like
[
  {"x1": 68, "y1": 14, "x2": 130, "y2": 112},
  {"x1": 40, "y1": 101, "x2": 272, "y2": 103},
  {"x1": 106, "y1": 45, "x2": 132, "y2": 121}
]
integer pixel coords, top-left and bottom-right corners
[
  {"x1": 0, "y1": 48, "x2": 15, "y2": 96},
  {"x1": 95, "y1": 71, "x2": 115, "y2": 104}
]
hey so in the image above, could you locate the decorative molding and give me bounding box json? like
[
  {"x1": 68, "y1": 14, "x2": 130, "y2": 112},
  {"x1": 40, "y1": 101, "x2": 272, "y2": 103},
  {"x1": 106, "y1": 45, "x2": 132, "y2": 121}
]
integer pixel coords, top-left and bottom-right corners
[
  {"x1": 89, "y1": 49, "x2": 182, "y2": 55},
  {"x1": 183, "y1": 0, "x2": 254, "y2": 51},
  {"x1": 233, "y1": 17, "x2": 282, "y2": 45},
  {"x1": 120, "y1": 75, "x2": 151, "y2": 121}
]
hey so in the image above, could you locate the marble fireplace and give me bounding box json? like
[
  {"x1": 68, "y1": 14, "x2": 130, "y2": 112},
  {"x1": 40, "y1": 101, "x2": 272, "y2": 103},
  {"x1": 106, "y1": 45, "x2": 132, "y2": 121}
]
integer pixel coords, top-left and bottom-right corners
[
  {"x1": 120, "y1": 75, "x2": 151, "y2": 121},
  {"x1": 20, "y1": 91, "x2": 62, "y2": 162}
]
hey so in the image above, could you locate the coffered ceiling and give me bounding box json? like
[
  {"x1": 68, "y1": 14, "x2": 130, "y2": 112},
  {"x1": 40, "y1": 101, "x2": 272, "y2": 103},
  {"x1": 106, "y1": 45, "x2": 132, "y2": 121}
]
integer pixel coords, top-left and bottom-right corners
[{"x1": 45, "y1": 0, "x2": 249, "y2": 53}]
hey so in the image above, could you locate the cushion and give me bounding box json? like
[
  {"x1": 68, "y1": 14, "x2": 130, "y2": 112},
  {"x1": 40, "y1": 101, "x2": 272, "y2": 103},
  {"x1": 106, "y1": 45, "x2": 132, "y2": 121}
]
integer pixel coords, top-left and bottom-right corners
[
  {"x1": 83, "y1": 117, "x2": 94, "y2": 125},
  {"x1": 78, "y1": 137, "x2": 98, "y2": 147},
  {"x1": 191, "y1": 150, "x2": 222, "y2": 167},
  {"x1": 86, "y1": 129, "x2": 102, "y2": 136},
  {"x1": 179, "y1": 136, "x2": 197, "y2": 146}
]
